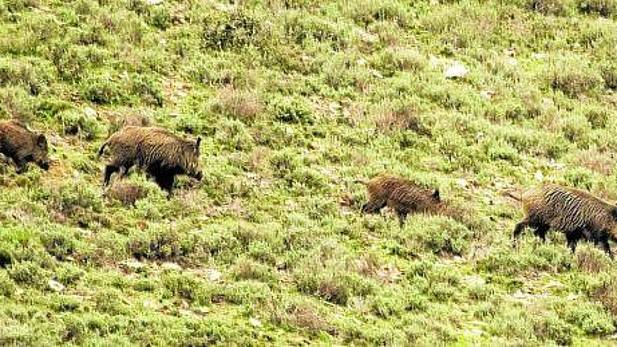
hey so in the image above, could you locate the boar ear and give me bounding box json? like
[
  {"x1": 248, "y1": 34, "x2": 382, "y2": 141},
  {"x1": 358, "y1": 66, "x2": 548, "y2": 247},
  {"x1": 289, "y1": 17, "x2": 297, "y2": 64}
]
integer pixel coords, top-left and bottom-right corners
[
  {"x1": 194, "y1": 137, "x2": 201, "y2": 153},
  {"x1": 612, "y1": 207, "x2": 617, "y2": 219},
  {"x1": 36, "y1": 134, "x2": 47, "y2": 148},
  {"x1": 432, "y1": 189, "x2": 440, "y2": 201}
]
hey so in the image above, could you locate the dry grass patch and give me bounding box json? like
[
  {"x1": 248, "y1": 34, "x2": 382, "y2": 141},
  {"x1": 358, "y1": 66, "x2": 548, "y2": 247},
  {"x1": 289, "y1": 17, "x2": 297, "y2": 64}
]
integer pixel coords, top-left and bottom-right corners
[
  {"x1": 213, "y1": 86, "x2": 264, "y2": 122},
  {"x1": 374, "y1": 103, "x2": 430, "y2": 135},
  {"x1": 574, "y1": 149, "x2": 614, "y2": 175},
  {"x1": 104, "y1": 181, "x2": 148, "y2": 206},
  {"x1": 575, "y1": 247, "x2": 610, "y2": 273},
  {"x1": 549, "y1": 64, "x2": 603, "y2": 98}
]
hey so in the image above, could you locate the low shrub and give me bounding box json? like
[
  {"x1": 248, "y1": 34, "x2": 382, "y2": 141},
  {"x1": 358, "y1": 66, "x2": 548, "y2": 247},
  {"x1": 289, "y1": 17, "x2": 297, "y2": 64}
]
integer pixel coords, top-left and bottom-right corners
[
  {"x1": 549, "y1": 62, "x2": 603, "y2": 97},
  {"x1": 578, "y1": 0, "x2": 617, "y2": 17}
]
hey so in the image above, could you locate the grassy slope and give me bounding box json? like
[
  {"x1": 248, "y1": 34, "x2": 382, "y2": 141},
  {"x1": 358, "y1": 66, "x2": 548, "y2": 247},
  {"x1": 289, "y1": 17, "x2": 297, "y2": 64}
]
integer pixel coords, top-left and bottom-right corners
[{"x1": 2, "y1": 0, "x2": 617, "y2": 345}]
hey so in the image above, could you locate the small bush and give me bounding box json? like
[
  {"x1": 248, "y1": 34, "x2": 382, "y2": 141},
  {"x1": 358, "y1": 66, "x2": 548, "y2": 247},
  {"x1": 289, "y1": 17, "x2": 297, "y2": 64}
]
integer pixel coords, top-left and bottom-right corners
[
  {"x1": 591, "y1": 279, "x2": 617, "y2": 316},
  {"x1": 270, "y1": 95, "x2": 314, "y2": 124},
  {"x1": 344, "y1": 0, "x2": 410, "y2": 27},
  {"x1": 106, "y1": 112, "x2": 150, "y2": 135},
  {"x1": 401, "y1": 216, "x2": 473, "y2": 256},
  {"x1": 55, "y1": 263, "x2": 85, "y2": 286},
  {"x1": 563, "y1": 301, "x2": 615, "y2": 335},
  {"x1": 576, "y1": 247, "x2": 610, "y2": 273},
  {"x1": 583, "y1": 105, "x2": 611, "y2": 128},
  {"x1": 8, "y1": 261, "x2": 46, "y2": 287},
  {"x1": 128, "y1": 228, "x2": 200, "y2": 261},
  {"x1": 283, "y1": 13, "x2": 345, "y2": 48},
  {"x1": 370, "y1": 293, "x2": 405, "y2": 318},
  {"x1": 231, "y1": 257, "x2": 277, "y2": 282},
  {"x1": 599, "y1": 61, "x2": 617, "y2": 89},
  {"x1": 53, "y1": 181, "x2": 103, "y2": 215},
  {"x1": 58, "y1": 109, "x2": 103, "y2": 140},
  {"x1": 0, "y1": 271, "x2": 16, "y2": 297},
  {"x1": 40, "y1": 230, "x2": 76, "y2": 261},
  {"x1": 274, "y1": 300, "x2": 334, "y2": 334},
  {"x1": 93, "y1": 290, "x2": 128, "y2": 315},
  {"x1": 475, "y1": 244, "x2": 571, "y2": 276},
  {"x1": 202, "y1": 10, "x2": 264, "y2": 51},
  {"x1": 0, "y1": 57, "x2": 53, "y2": 95},
  {"x1": 549, "y1": 63, "x2": 603, "y2": 97},
  {"x1": 533, "y1": 313, "x2": 573, "y2": 345},
  {"x1": 212, "y1": 86, "x2": 263, "y2": 122},
  {"x1": 130, "y1": 74, "x2": 163, "y2": 107},
  {"x1": 560, "y1": 115, "x2": 592, "y2": 147},
  {"x1": 293, "y1": 244, "x2": 374, "y2": 305},
  {"x1": 0, "y1": 87, "x2": 35, "y2": 120},
  {"x1": 80, "y1": 72, "x2": 127, "y2": 104},
  {"x1": 162, "y1": 271, "x2": 211, "y2": 304},
  {"x1": 374, "y1": 102, "x2": 430, "y2": 135},
  {"x1": 564, "y1": 167, "x2": 595, "y2": 190},
  {"x1": 529, "y1": 0, "x2": 569, "y2": 15},
  {"x1": 217, "y1": 281, "x2": 273, "y2": 305},
  {"x1": 370, "y1": 48, "x2": 426, "y2": 77},
  {"x1": 578, "y1": 0, "x2": 617, "y2": 17},
  {"x1": 574, "y1": 149, "x2": 614, "y2": 175}
]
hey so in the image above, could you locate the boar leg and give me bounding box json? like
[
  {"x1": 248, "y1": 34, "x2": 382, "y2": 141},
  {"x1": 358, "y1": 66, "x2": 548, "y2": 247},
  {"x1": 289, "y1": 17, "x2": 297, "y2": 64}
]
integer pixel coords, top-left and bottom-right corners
[
  {"x1": 597, "y1": 233, "x2": 613, "y2": 259},
  {"x1": 566, "y1": 229, "x2": 584, "y2": 253},
  {"x1": 13, "y1": 156, "x2": 27, "y2": 173},
  {"x1": 103, "y1": 164, "x2": 120, "y2": 186},
  {"x1": 396, "y1": 210, "x2": 408, "y2": 228},
  {"x1": 512, "y1": 218, "x2": 529, "y2": 246},
  {"x1": 154, "y1": 173, "x2": 175, "y2": 198},
  {"x1": 531, "y1": 223, "x2": 550, "y2": 242}
]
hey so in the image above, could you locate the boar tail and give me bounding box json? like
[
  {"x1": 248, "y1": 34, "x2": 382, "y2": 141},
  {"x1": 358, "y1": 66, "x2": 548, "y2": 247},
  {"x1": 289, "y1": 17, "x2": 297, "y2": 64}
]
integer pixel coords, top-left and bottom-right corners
[{"x1": 503, "y1": 191, "x2": 522, "y2": 201}]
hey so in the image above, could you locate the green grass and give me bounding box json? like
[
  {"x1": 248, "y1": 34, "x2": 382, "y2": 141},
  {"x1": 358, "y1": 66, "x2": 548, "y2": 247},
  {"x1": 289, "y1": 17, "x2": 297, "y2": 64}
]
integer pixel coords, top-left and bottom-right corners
[{"x1": 1, "y1": 0, "x2": 617, "y2": 344}]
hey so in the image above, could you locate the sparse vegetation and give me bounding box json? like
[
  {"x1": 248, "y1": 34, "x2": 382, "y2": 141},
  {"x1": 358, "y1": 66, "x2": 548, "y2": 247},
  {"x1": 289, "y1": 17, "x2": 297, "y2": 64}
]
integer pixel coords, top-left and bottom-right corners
[{"x1": 1, "y1": 0, "x2": 617, "y2": 344}]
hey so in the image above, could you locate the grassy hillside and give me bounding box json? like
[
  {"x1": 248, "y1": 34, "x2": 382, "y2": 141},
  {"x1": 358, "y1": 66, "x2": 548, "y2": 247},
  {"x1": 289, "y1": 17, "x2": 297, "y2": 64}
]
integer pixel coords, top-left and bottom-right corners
[{"x1": 2, "y1": 0, "x2": 617, "y2": 344}]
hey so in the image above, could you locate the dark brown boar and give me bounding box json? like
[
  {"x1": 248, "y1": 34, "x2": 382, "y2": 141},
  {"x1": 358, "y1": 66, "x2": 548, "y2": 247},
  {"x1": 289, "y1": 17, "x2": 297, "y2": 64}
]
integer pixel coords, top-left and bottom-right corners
[
  {"x1": 98, "y1": 126, "x2": 203, "y2": 196},
  {"x1": 0, "y1": 120, "x2": 50, "y2": 173},
  {"x1": 510, "y1": 184, "x2": 617, "y2": 258},
  {"x1": 359, "y1": 174, "x2": 442, "y2": 227}
]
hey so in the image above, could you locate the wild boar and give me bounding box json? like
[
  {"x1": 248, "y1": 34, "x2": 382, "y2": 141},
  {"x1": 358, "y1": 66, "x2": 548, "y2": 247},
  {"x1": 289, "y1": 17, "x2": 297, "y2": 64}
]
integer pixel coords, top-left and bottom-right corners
[
  {"x1": 98, "y1": 126, "x2": 203, "y2": 195},
  {"x1": 358, "y1": 174, "x2": 442, "y2": 227},
  {"x1": 0, "y1": 120, "x2": 50, "y2": 173},
  {"x1": 509, "y1": 184, "x2": 617, "y2": 258}
]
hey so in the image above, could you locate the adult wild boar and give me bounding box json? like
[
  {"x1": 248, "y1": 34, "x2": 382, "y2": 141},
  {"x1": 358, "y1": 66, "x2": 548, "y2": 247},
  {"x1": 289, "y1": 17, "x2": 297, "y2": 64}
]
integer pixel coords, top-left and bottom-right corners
[
  {"x1": 0, "y1": 120, "x2": 50, "y2": 173},
  {"x1": 98, "y1": 126, "x2": 203, "y2": 195},
  {"x1": 509, "y1": 184, "x2": 617, "y2": 258}
]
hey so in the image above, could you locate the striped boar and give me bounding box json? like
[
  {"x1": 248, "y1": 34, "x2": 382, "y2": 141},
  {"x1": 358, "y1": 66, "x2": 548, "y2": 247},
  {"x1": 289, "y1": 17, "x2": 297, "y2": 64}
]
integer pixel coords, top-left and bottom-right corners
[
  {"x1": 98, "y1": 126, "x2": 203, "y2": 196},
  {"x1": 510, "y1": 184, "x2": 617, "y2": 258},
  {"x1": 0, "y1": 120, "x2": 50, "y2": 173}
]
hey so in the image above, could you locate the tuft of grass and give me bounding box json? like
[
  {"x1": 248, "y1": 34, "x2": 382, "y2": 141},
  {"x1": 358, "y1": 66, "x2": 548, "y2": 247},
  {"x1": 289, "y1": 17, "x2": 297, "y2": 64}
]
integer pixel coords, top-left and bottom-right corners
[
  {"x1": 599, "y1": 61, "x2": 617, "y2": 89},
  {"x1": 373, "y1": 101, "x2": 430, "y2": 135},
  {"x1": 591, "y1": 279, "x2": 617, "y2": 316},
  {"x1": 548, "y1": 61, "x2": 603, "y2": 98},
  {"x1": 212, "y1": 86, "x2": 264, "y2": 122}
]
